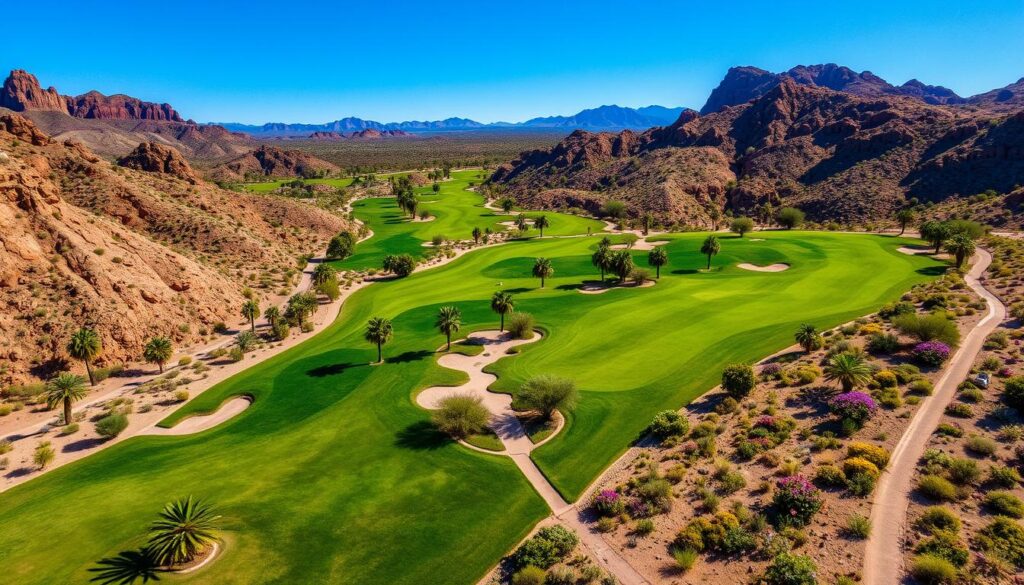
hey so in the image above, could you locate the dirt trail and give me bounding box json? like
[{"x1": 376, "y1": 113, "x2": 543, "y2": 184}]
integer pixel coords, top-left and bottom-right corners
[
  {"x1": 417, "y1": 330, "x2": 651, "y2": 585},
  {"x1": 863, "y1": 249, "x2": 1005, "y2": 584}
]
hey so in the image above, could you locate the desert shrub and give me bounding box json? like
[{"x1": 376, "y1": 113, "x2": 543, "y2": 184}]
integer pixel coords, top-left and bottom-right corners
[
  {"x1": 913, "y1": 341, "x2": 952, "y2": 366},
  {"x1": 591, "y1": 490, "x2": 625, "y2": 517},
  {"x1": 95, "y1": 413, "x2": 128, "y2": 439},
  {"x1": 672, "y1": 547, "x2": 698, "y2": 571},
  {"x1": 894, "y1": 313, "x2": 961, "y2": 347},
  {"x1": 965, "y1": 435, "x2": 998, "y2": 456},
  {"x1": 975, "y1": 517, "x2": 1024, "y2": 568},
  {"x1": 228, "y1": 347, "x2": 244, "y2": 362},
  {"x1": 830, "y1": 392, "x2": 877, "y2": 426},
  {"x1": 918, "y1": 475, "x2": 958, "y2": 501},
  {"x1": 173, "y1": 390, "x2": 189, "y2": 402},
  {"x1": 382, "y1": 253, "x2": 416, "y2": 277},
  {"x1": 880, "y1": 300, "x2": 915, "y2": 319},
  {"x1": 716, "y1": 396, "x2": 738, "y2": 414},
  {"x1": 917, "y1": 507, "x2": 961, "y2": 534},
  {"x1": 814, "y1": 464, "x2": 846, "y2": 488},
  {"x1": 847, "y1": 442, "x2": 890, "y2": 468},
  {"x1": 937, "y1": 424, "x2": 962, "y2": 436},
  {"x1": 868, "y1": 333, "x2": 901, "y2": 354},
  {"x1": 843, "y1": 457, "x2": 880, "y2": 480},
  {"x1": 846, "y1": 514, "x2": 871, "y2": 538},
  {"x1": 1004, "y1": 376, "x2": 1024, "y2": 411},
  {"x1": 634, "y1": 476, "x2": 673, "y2": 516},
  {"x1": 648, "y1": 410, "x2": 689, "y2": 440},
  {"x1": 874, "y1": 370, "x2": 898, "y2": 388},
  {"x1": 517, "y1": 375, "x2": 577, "y2": 420},
  {"x1": 433, "y1": 394, "x2": 490, "y2": 439},
  {"x1": 770, "y1": 476, "x2": 822, "y2": 528},
  {"x1": 945, "y1": 403, "x2": 973, "y2": 418},
  {"x1": 763, "y1": 553, "x2": 817, "y2": 585},
  {"x1": 507, "y1": 312, "x2": 536, "y2": 340},
  {"x1": 578, "y1": 564, "x2": 602, "y2": 583},
  {"x1": 959, "y1": 388, "x2": 984, "y2": 403},
  {"x1": 717, "y1": 470, "x2": 747, "y2": 494},
  {"x1": 909, "y1": 379, "x2": 935, "y2": 396},
  {"x1": 721, "y1": 364, "x2": 756, "y2": 399},
  {"x1": 511, "y1": 566, "x2": 546, "y2": 585},
  {"x1": 989, "y1": 465, "x2": 1022, "y2": 488},
  {"x1": 595, "y1": 517, "x2": 616, "y2": 533},
  {"x1": 58, "y1": 423, "x2": 79, "y2": 436},
  {"x1": 983, "y1": 491, "x2": 1024, "y2": 518},
  {"x1": 0, "y1": 440, "x2": 11, "y2": 455},
  {"x1": 545, "y1": 567, "x2": 575, "y2": 585},
  {"x1": 915, "y1": 530, "x2": 970, "y2": 566},
  {"x1": 776, "y1": 207, "x2": 805, "y2": 230},
  {"x1": 894, "y1": 363, "x2": 922, "y2": 384},
  {"x1": 271, "y1": 322, "x2": 291, "y2": 341},
  {"x1": 633, "y1": 519, "x2": 655, "y2": 536},
  {"x1": 33, "y1": 441, "x2": 55, "y2": 469},
  {"x1": 909, "y1": 554, "x2": 958, "y2": 584},
  {"x1": 946, "y1": 458, "x2": 980, "y2": 485},
  {"x1": 514, "y1": 525, "x2": 578, "y2": 569}
]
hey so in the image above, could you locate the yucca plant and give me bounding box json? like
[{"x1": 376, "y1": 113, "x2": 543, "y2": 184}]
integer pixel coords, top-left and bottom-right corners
[{"x1": 147, "y1": 496, "x2": 221, "y2": 567}]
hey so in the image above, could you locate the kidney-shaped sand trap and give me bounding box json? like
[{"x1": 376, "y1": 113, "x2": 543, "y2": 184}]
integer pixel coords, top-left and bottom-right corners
[
  {"x1": 737, "y1": 262, "x2": 790, "y2": 272},
  {"x1": 147, "y1": 396, "x2": 252, "y2": 436}
]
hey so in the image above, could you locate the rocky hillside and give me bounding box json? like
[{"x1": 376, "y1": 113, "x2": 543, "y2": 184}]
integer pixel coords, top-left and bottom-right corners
[
  {"x1": 0, "y1": 114, "x2": 352, "y2": 385},
  {"x1": 0, "y1": 70, "x2": 250, "y2": 160},
  {"x1": 208, "y1": 145, "x2": 340, "y2": 181},
  {"x1": 491, "y1": 77, "x2": 1024, "y2": 225}
]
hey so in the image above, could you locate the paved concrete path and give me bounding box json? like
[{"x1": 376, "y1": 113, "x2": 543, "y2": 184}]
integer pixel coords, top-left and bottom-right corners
[{"x1": 863, "y1": 249, "x2": 1005, "y2": 584}]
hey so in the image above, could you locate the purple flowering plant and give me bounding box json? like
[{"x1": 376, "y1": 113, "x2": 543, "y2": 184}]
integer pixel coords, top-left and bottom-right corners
[
  {"x1": 829, "y1": 391, "x2": 877, "y2": 424},
  {"x1": 913, "y1": 341, "x2": 951, "y2": 366}
]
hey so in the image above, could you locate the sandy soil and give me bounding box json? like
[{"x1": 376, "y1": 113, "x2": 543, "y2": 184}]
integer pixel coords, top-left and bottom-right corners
[{"x1": 736, "y1": 262, "x2": 790, "y2": 272}]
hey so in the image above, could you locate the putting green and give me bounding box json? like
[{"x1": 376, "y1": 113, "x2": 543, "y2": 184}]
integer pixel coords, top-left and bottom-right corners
[{"x1": 0, "y1": 175, "x2": 943, "y2": 584}]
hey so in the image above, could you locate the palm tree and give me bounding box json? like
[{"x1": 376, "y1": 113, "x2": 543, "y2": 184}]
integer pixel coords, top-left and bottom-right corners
[
  {"x1": 700, "y1": 235, "x2": 720, "y2": 270},
  {"x1": 491, "y1": 291, "x2": 515, "y2": 331},
  {"x1": 516, "y1": 214, "x2": 530, "y2": 232},
  {"x1": 67, "y1": 327, "x2": 102, "y2": 386},
  {"x1": 143, "y1": 337, "x2": 173, "y2": 373},
  {"x1": 46, "y1": 372, "x2": 87, "y2": 426},
  {"x1": 895, "y1": 208, "x2": 915, "y2": 236},
  {"x1": 825, "y1": 353, "x2": 873, "y2": 392},
  {"x1": 592, "y1": 241, "x2": 612, "y2": 281},
  {"x1": 311, "y1": 264, "x2": 336, "y2": 288},
  {"x1": 365, "y1": 317, "x2": 393, "y2": 363},
  {"x1": 241, "y1": 299, "x2": 259, "y2": 333},
  {"x1": 609, "y1": 249, "x2": 634, "y2": 283},
  {"x1": 794, "y1": 323, "x2": 823, "y2": 353},
  {"x1": 534, "y1": 215, "x2": 550, "y2": 237},
  {"x1": 501, "y1": 198, "x2": 515, "y2": 213},
  {"x1": 436, "y1": 306, "x2": 462, "y2": 351},
  {"x1": 945, "y1": 233, "x2": 976, "y2": 270},
  {"x1": 648, "y1": 247, "x2": 668, "y2": 278},
  {"x1": 642, "y1": 212, "x2": 654, "y2": 236},
  {"x1": 532, "y1": 257, "x2": 554, "y2": 288},
  {"x1": 147, "y1": 496, "x2": 221, "y2": 568},
  {"x1": 471, "y1": 226, "x2": 482, "y2": 244},
  {"x1": 263, "y1": 306, "x2": 282, "y2": 328}
]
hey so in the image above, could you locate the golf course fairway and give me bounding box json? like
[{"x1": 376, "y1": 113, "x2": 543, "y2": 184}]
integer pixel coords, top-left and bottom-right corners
[{"x1": 0, "y1": 175, "x2": 944, "y2": 585}]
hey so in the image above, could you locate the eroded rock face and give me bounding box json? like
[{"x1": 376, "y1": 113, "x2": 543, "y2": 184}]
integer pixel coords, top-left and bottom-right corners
[
  {"x1": 118, "y1": 142, "x2": 198, "y2": 182},
  {"x1": 208, "y1": 145, "x2": 339, "y2": 181},
  {"x1": 0, "y1": 70, "x2": 67, "y2": 113},
  {"x1": 65, "y1": 90, "x2": 182, "y2": 122}
]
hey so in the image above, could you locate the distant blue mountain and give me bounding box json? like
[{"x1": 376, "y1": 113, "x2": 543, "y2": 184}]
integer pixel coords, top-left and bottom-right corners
[{"x1": 215, "y1": 105, "x2": 687, "y2": 137}]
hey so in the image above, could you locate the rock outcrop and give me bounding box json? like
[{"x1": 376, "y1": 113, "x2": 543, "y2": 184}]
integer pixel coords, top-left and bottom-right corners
[
  {"x1": 65, "y1": 91, "x2": 182, "y2": 122},
  {"x1": 0, "y1": 70, "x2": 67, "y2": 112},
  {"x1": 117, "y1": 142, "x2": 198, "y2": 182},
  {"x1": 208, "y1": 145, "x2": 339, "y2": 181}
]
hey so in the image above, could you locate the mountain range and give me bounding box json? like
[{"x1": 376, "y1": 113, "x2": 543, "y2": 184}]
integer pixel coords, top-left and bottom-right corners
[{"x1": 216, "y1": 105, "x2": 688, "y2": 137}]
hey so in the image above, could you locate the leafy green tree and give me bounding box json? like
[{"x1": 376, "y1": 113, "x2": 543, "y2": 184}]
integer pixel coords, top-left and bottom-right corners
[
  {"x1": 794, "y1": 323, "x2": 823, "y2": 353},
  {"x1": 721, "y1": 364, "x2": 756, "y2": 399},
  {"x1": 147, "y1": 496, "x2": 221, "y2": 567},
  {"x1": 67, "y1": 327, "x2": 102, "y2": 386},
  {"x1": 532, "y1": 257, "x2": 554, "y2": 288},
  {"x1": 945, "y1": 233, "x2": 976, "y2": 269},
  {"x1": 920, "y1": 221, "x2": 952, "y2": 254},
  {"x1": 46, "y1": 372, "x2": 87, "y2": 426},
  {"x1": 609, "y1": 249, "x2": 634, "y2": 283},
  {"x1": 777, "y1": 207, "x2": 805, "y2": 230},
  {"x1": 491, "y1": 291, "x2": 515, "y2": 331},
  {"x1": 825, "y1": 353, "x2": 873, "y2": 392},
  {"x1": 601, "y1": 200, "x2": 627, "y2": 220},
  {"x1": 436, "y1": 306, "x2": 462, "y2": 351},
  {"x1": 383, "y1": 254, "x2": 416, "y2": 277},
  {"x1": 895, "y1": 209, "x2": 915, "y2": 236},
  {"x1": 647, "y1": 246, "x2": 668, "y2": 278},
  {"x1": 700, "y1": 235, "x2": 720, "y2": 270},
  {"x1": 365, "y1": 317, "x2": 393, "y2": 363},
  {"x1": 501, "y1": 197, "x2": 515, "y2": 213},
  {"x1": 241, "y1": 300, "x2": 260, "y2": 332},
  {"x1": 326, "y1": 231, "x2": 356, "y2": 260},
  {"x1": 471, "y1": 226, "x2": 482, "y2": 244},
  {"x1": 534, "y1": 215, "x2": 550, "y2": 237},
  {"x1": 730, "y1": 217, "x2": 754, "y2": 237},
  {"x1": 143, "y1": 337, "x2": 173, "y2": 373},
  {"x1": 517, "y1": 375, "x2": 577, "y2": 420},
  {"x1": 432, "y1": 182, "x2": 440, "y2": 194}
]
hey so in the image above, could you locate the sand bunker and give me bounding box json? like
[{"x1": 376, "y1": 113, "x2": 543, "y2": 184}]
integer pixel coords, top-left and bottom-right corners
[
  {"x1": 146, "y1": 396, "x2": 251, "y2": 436},
  {"x1": 577, "y1": 280, "x2": 657, "y2": 294},
  {"x1": 897, "y1": 246, "x2": 931, "y2": 255},
  {"x1": 737, "y1": 263, "x2": 790, "y2": 272},
  {"x1": 610, "y1": 239, "x2": 663, "y2": 251}
]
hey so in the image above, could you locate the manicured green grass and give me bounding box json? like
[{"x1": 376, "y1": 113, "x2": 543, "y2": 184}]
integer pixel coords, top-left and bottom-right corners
[{"x1": 0, "y1": 181, "x2": 942, "y2": 584}]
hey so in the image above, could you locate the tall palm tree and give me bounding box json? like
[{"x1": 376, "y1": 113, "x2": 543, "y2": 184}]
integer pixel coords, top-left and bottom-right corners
[
  {"x1": 609, "y1": 249, "x2": 634, "y2": 283},
  {"x1": 436, "y1": 306, "x2": 462, "y2": 351},
  {"x1": 67, "y1": 327, "x2": 102, "y2": 386},
  {"x1": 700, "y1": 235, "x2": 720, "y2": 270},
  {"x1": 794, "y1": 323, "x2": 823, "y2": 353},
  {"x1": 147, "y1": 496, "x2": 221, "y2": 568},
  {"x1": 241, "y1": 300, "x2": 260, "y2": 333},
  {"x1": 592, "y1": 243, "x2": 612, "y2": 281},
  {"x1": 945, "y1": 233, "x2": 976, "y2": 269},
  {"x1": 365, "y1": 317, "x2": 393, "y2": 363},
  {"x1": 825, "y1": 353, "x2": 873, "y2": 392},
  {"x1": 532, "y1": 257, "x2": 554, "y2": 288},
  {"x1": 648, "y1": 247, "x2": 668, "y2": 278},
  {"x1": 311, "y1": 264, "x2": 336, "y2": 288},
  {"x1": 516, "y1": 214, "x2": 530, "y2": 232},
  {"x1": 143, "y1": 337, "x2": 173, "y2": 373},
  {"x1": 491, "y1": 291, "x2": 515, "y2": 331},
  {"x1": 263, "y1": 306, "x2": 282, "y2": 328},
  {"x1": 46, "y1": 372, "x2": 87, "y2": 426},
  {"x1": 895, "y1": 208, "x2": 915, "y2": 236},
  {"x1": 471, "y1": 226, "x2": 482, "y2": 244},
  {"x1": 534, "y1": 215, "x2": 550, "y2": 237}
]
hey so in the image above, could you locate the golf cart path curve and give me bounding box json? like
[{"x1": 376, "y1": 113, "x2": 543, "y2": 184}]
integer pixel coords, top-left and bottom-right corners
[
  {"x1": 416, "y1": 330, "x2": 651, "y2": 585},
  {"x1": 863, "y1": 248, "x2": 1005, "y2": 585}
]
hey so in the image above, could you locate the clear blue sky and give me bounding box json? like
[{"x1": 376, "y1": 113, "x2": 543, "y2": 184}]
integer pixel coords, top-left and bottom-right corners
[{"x1": 4, "y1": 0, "x2": 1022, "y2": 124}]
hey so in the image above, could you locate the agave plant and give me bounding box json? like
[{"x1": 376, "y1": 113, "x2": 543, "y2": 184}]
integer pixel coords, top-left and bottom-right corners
[{"x1": 147, "y1": 496, "x2": 221, "y2": 567}]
